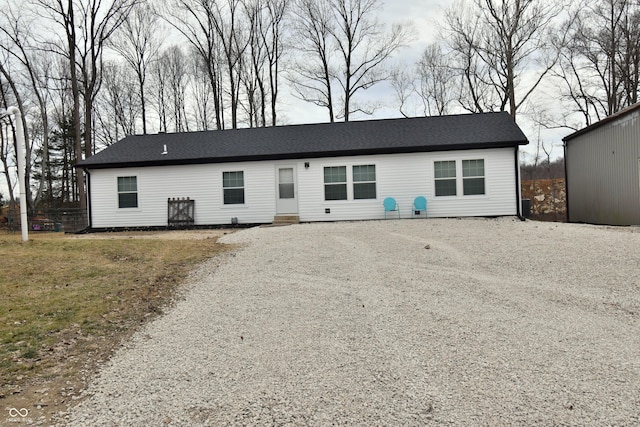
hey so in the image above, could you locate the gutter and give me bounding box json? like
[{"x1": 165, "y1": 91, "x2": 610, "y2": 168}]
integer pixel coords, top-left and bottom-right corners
[
  {"x1": 515, "y1": 146, "x2": 525, "y2": 221},
  {"x1": 85, "y1": 168, "x2": 92, "y2": 229},
  {"x1": 76, "y1": 142, "x2": 528, "y2": 170}
]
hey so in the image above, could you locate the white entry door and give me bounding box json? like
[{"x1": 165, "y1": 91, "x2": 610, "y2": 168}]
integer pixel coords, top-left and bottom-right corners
[{"x1": 276, "y1": 165, "x2": 298, "y2": 214}]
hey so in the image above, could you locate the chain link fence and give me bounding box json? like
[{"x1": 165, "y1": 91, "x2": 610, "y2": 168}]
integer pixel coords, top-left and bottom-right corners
[{"x1": 3, "y1": 207, "x2": 88, "y2": 234}]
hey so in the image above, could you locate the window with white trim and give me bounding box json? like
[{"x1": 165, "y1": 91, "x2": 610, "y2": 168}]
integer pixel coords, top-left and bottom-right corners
[
  {"x1": 434, "y1": 161, "x2": 457, "y2": 196},
  {"x1": 462, "y1": 159, "x2": 485, "y2": 195},
  {"x1": 352, "y1": 165, "x2": 376, "y2": 199},
  {"x1": 117, "y1": 176, "x2": 138, "y2": 208},
  {"x1": 223, "y1": 171, "x2": 245, "y2": 204},
  {"x1": 324, "y1": 166, "x2": 347, "y2": 200}
]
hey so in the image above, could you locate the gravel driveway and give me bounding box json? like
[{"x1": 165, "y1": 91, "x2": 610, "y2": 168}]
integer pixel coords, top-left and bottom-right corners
[{"x1": 64, "y1": 218, "x2": 640, "y2": 426}]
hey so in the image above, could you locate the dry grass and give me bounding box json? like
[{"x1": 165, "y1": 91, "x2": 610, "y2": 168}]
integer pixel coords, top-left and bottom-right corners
[{"x1": 0, "y1": 230, "x2": 230, "y2": 419}]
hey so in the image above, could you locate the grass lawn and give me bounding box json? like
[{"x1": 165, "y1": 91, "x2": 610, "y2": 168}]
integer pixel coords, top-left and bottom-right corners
[{"x1": 0, "y1": 230, "x2": 229, "y2": 416}]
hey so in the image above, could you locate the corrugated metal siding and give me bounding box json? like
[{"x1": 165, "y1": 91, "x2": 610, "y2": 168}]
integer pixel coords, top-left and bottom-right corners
[
  {"x1": 566, "y1": 110, "x2": 640, "y2": 225},
  {"x1": 88, "y1": 148, "x2": 518, "y2": 227}
]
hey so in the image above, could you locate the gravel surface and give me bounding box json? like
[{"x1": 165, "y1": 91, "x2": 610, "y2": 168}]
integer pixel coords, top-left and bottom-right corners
[{"x1": 62, "y1": 218, "x2": 640, "y2": 426}]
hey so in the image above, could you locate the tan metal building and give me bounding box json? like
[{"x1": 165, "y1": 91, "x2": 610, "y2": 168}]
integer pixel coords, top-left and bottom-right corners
[{"x1": 563, "y1": 103, "x2": 640, "y2": 225}]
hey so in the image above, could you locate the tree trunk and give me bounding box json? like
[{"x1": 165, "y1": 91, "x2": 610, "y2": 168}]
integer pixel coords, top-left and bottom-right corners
[{"x1": 67, "y1": 0, "x2": 87, "y2": 212}]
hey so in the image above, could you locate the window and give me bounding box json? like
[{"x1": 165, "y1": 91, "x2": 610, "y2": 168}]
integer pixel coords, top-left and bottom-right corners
[
  {"x1": 117, "y1": 176, "x2": 138, "y2": 208},
  {"x1": 463, "y1": 159, "x2": 485, "y2": 195},
  {"x1": 434, "y1": 161, "x2": 457, "y2": 196},
  {"x1": 278, "y1": 168, "x2": 294, "y2": 199},
  {"x1": 324, "y1": 166, "x2": 347, "y2": 200},
  {"x1": 353, "y1": 165, "x2": 376, "y2": 199},
  {"x1": 223, "y1": 171, "x2": 245, "y2": 204}
]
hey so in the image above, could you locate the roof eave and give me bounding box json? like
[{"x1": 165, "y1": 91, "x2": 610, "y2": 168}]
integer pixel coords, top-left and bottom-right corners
[
  {"x1": 76, "y1": 140, "x2": 528, "y2": 170},
  {"x1": 563, "y1": 102, "x2": 640, "y2": 143}
]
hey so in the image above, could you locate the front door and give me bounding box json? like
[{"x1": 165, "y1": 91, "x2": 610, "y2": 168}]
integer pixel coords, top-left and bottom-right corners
[{"x1": 276, "y1": 165, "x2": 298, "y2": 214}]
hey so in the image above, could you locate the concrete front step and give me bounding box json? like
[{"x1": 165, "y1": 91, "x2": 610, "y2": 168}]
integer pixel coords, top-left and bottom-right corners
[{"x1": 273, "y1": 215, "x2": 300, "y2": 225}]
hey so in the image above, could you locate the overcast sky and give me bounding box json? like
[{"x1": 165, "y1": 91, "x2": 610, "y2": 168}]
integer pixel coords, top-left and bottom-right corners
[
  {"x1": 281, "y1": 0, "x2": 446, "y2": 125},
  {"x1": 2, "y1": 0, "x2": 566, "y2": 200},
  {"x1": 279, "y1": 0, "x2": 565, "y2": 161}
]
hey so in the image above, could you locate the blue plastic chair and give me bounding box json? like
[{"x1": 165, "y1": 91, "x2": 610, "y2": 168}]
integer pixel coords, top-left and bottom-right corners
[
  {"x1": 383, "y1": 197, "x2": 400, "y2": 219},
  {"x1": 412, "y1": 196, "x2": 427, "y2": 218}
]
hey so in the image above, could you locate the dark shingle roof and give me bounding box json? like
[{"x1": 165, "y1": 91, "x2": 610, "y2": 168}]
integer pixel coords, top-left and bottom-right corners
[{"x1": 78, "y1": 112, "x2": 528, "y2": 169}]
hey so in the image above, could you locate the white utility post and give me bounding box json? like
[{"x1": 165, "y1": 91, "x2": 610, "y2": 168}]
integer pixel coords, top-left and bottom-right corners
[{"x1": 7, "y1": 106, "x2": 29, "y2": 242}]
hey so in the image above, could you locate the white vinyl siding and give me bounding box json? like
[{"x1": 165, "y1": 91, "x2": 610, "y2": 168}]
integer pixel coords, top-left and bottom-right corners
[
  {"x1": 298, "y1": 148, "x2": 516, "y2": 221},
  {"x1": 87, "y1": 147, "x2": 518, "y2": 227},
  {"x1": 89, "y1": 163, "x2": 278, "y2": 228}
]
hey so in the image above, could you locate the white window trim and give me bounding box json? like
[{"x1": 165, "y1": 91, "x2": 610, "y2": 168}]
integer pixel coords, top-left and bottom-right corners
[
  {"x1": 116, "y1": 175, "x2": 140, "y2": 210},
  {"x1": 323, "y1": 165, "x2": 349, "y2": 201},
  {"x1": 434, "y1": 160, "x2": 457, "y2": 198},
  {"x1": 222, "y1": 170, "x2": 246, "y2": 206},
  {"x1": 462, "y1": 159, "x2": 486, "y2": 196},
  {"x1": 352, "y1": 164, "x2": 377, "y2": 200},
  {"x1": 323, "y1": 163, "x2": 378, "y2": 202},
  {"x1": 433, "y1": 159, "x2": 488, "y2": 198}
]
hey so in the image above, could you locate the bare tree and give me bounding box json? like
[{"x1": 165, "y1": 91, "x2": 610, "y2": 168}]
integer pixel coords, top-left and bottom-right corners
[
  {"x1": 0, "y1": 75, "x2": 17, "y2": 206},
  {"x1": 48, "y1": 57, "x2": 79, "y2": 205},
  {"x1": 242, "y1": 0, "x2": 268, "y2": 127},
  {"x1": 34, "y1": 0, "x2": 84, "y2": 209},
  {"x1": 291, "y1": 0, "x2": 408, "y2": 122},
  {"x1": 554, "y1": 0, "x2": 640, "y2": 127},
  {"x1": 191, "y1": 53, "x2": 215, "y2": 131},
  {"x1": 150, "y1": 46, "x2": 191, "y2": 133},
  {"x1": 415, "y1": 43, "x2": 457, "y2": 116},
  {"x1": 112, "y1": 3, "x2": 162, "y2": 134},
  {"x1": 215, "y1": 0, "x2": 249, "y2": 129},
  {"x1": 444, "y1": 7, "x2": 499, "y2": 113},
  {"x1": 76, "y1": 0, "x2": 139, "y2": 156},
  {"x1": 329, "y1": 0, "x2": 409, "y2": 121},
  {"x1": 442, "y1": 0, "x2": 564, "y2": 120},
  {"x1": 164, "y1": 0, "x2": 249, "y2": 129},
  {"x1": 149, "y1": 49, "x2": 169, "y2": 132},
  {"x1": 33, "y1": 0, "x2": 138, "y2": 214},
  {"x1": 164, "y1": 0, "x2": 226, "y2": 129},
  {"x1": 261, "y1": 0, "x2": 288, "y2": 126},
  {"x1": 94, "y1": 61, "x2": 140, "y2": 147},
  {"x1": 290, "y1": 0, "x2": 337, "y2": 121},
  {"x1": 0, "y1": 10, "x2": 42, "y2": 208},
  {"x1": 389, "y1": 67, "x2": 414, "y2": 118}
]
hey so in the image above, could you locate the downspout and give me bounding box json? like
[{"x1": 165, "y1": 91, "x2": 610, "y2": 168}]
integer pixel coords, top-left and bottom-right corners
[
  {"x1": 515, "y1": 146, "x2": 525, "y2": 221},
  {"x1": 563, "y1": 141, "x2": 570, "y2": 223},
  {"x1": 84, "y1": 168, "x2": 92, "y2": 230}
]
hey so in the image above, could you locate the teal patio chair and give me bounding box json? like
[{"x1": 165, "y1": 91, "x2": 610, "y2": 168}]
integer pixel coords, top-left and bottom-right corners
[
  {"x1": 383, "y1": 197, "x2": 400, "y2": 219},
  {"x1": 412, "y1": 196, "x2": 427, "y2": 218}
]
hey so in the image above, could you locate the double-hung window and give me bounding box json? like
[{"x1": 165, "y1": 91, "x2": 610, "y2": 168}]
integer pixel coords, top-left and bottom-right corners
[
  {"x1": 434, "y1": 161, "x2": 457, "y2": 196},
  {"x1": 462, "y1": 159, "x2": 485, "y2": 195},
  {"x1": 117, "y1": 176, "x2": 138, "y2": 208},
  {"x1": 223, "y1": 171, "x2": 245, "y2": 204},
  {"x1": 352, "y1": 165, "x2": 376, "y2": 199},
  {"x1": 324, "y1": 166, "x2": 347, "y2": 200}
]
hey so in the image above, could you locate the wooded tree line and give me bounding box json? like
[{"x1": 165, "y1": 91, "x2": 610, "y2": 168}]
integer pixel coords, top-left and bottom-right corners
[
  {"x1": 395, "y1": 0, "x2": 640, "y2": 127},
  {"x1": 0, "y1": 0, "x2": 639, "y2": 213}
]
